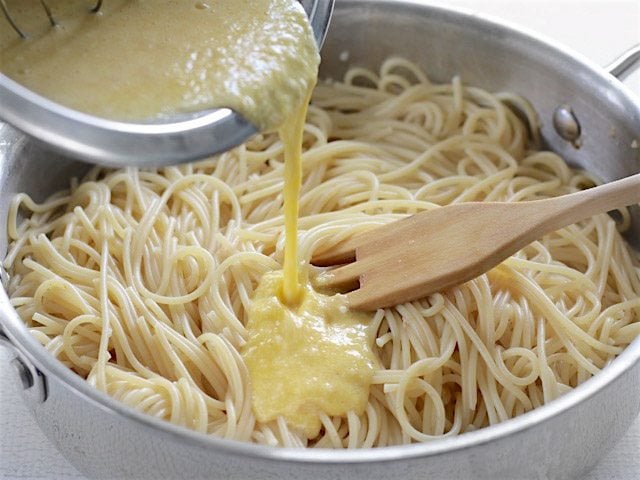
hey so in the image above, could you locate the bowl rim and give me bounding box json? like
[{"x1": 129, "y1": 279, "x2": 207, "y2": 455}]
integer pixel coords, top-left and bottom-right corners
[{"x1": 1, "y1": 0, "x2": 640, "y2": 464}]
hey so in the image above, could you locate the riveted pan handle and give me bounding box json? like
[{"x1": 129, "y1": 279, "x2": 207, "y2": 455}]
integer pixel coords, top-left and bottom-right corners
[
  {"x1": 0, "y1": 328, "x2": 47, "y2": 403},
  {"x1": 606, "y1": 44, "x2": 640, "y2": 80}
]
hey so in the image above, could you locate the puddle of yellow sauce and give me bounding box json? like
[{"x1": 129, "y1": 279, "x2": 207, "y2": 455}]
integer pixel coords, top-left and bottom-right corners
[{"x1": 242, "y1": 271, "x2": 377, "y2": 437}]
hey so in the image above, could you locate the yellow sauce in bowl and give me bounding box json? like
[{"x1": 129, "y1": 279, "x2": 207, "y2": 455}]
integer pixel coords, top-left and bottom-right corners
[{"x1": 0, "y1": 0, "x2": 318, "y2": 131}]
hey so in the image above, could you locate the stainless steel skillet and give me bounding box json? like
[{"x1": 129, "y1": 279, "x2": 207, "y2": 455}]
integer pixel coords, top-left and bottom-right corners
[{"x1": 1, "y1": 1, "x2": 640, "y2": 478}]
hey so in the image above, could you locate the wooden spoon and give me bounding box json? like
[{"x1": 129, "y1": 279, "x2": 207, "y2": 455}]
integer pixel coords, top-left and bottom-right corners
[{"x1": 312, "y1": 172, "x2": 640, "y2": 310}]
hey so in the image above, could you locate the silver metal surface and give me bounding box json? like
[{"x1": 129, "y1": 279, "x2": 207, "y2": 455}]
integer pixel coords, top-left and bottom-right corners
[
  {"x1": 0, "y1": 330, "x2": 47, "y2": 404},
  {"x1": 553, "y1": 105, "x2": 582, "y2": 146},
  {"x1": 0, "y1": 0, "x2": 334, "y2": 168},
  {"x1": 606, "y1": 44, "x2": 640, "y2": 81},
  {"x1": 1, "y1": 1, "x2": 640, "y2": 479}
]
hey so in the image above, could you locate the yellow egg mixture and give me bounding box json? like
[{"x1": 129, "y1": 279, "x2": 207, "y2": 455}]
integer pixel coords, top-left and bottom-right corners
[
  {"x1": 0, "y1": 0, "x2": 317, "y2": 131},
  {"x1": 0, "y1": 0, "x2": 376, "y2": 436},
  {"x1": 243, "y1": 271, "x2": 376, "y2": 437}
]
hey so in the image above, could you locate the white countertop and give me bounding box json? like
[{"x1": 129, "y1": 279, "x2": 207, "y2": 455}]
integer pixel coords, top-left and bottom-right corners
[{"x1": 1, "y1": 1, "x2": 639, "y2": 478}]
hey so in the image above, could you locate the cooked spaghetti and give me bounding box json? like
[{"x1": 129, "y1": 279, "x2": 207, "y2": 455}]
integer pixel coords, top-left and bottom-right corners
[{"x1": 5, "y1": 59, "x2": 640, "y2": 447}]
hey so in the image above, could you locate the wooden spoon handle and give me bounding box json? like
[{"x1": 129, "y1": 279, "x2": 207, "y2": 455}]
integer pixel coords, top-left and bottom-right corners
[
  {"x1": 341, "y1": 172, "x2": 640, "y2": 310},
  {"x1": 534, "y1": 172, "x2": 640, "y2": 234}
]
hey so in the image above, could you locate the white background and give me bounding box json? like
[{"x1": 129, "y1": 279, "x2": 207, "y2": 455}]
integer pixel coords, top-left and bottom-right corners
[{"x1": 1, "y1": 1, "x2": 639, "y2": 478}]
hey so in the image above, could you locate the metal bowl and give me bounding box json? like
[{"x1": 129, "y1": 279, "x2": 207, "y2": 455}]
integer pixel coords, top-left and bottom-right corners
[
  {"x1": 1, "y1": 1, "x2": 640, "y2": 478},
  {"x1": 0, "y1": 0, "x2": 333, "y2": 168}
]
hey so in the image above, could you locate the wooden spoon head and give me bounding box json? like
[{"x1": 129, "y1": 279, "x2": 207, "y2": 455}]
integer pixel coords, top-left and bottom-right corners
[{"x1": 320, "y1": 202, "x2": 541, "y2": 310}]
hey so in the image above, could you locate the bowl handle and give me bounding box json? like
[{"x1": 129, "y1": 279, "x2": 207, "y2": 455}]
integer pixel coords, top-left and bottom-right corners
[
  {"x1": 606, "y1": 44, "x2": 640, "y2": 80},
  {"x1": 0, "y1": 329, "x2": 47, "y2": 403}
]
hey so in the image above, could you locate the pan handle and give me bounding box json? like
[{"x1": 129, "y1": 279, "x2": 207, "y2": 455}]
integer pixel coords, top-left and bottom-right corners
[
  {"x1": 0, "y1": 328, "x2": 47, "y2": 403},
  {"x1": 606, "y1": 44, "x2": 640, "y2": 80}
]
